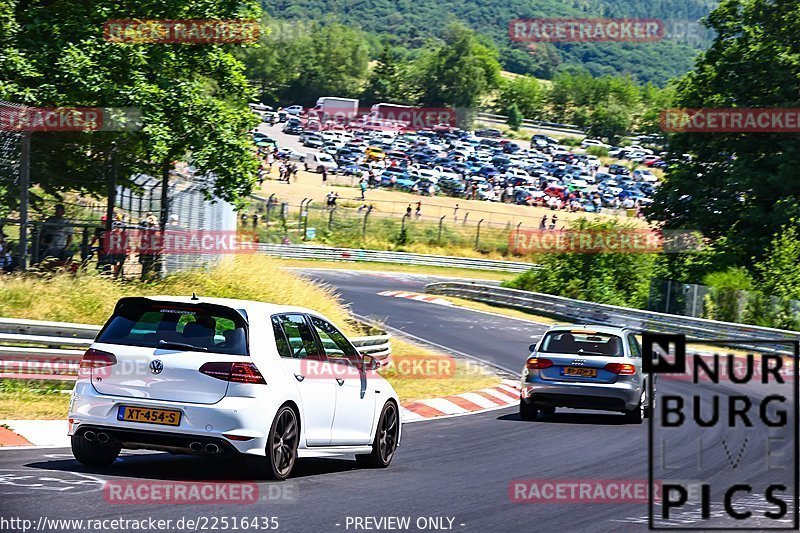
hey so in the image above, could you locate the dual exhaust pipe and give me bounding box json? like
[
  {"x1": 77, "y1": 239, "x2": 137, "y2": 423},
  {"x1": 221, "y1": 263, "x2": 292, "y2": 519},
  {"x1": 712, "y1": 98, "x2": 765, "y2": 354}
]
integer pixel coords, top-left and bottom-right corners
[
  {"x1": 190, "y1": 442, "x2": 221, "y2": 454},
  {"x1": 83, "y1": 431, "x2": 110, "y2": 443},
  {"x1": 83, "y1": 431, "x2": 220, "y2": 454}
]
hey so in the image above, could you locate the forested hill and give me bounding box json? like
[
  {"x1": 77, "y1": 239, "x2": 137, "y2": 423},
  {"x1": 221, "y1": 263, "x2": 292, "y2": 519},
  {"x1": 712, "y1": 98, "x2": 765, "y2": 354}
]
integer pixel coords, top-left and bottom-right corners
[{"x1": 261, "y1": 0, "x2": 718, "y2": 85}]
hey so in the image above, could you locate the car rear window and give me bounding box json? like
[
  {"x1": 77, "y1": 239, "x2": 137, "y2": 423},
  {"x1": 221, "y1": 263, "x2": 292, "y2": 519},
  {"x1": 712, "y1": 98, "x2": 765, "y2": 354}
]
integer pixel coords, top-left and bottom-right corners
[
  {"x1": 97, "y1": 298, "x2": 248, "y2": 355},
  {"x1": 539, "y1": 331, "x2": 624, "y2": 357}
]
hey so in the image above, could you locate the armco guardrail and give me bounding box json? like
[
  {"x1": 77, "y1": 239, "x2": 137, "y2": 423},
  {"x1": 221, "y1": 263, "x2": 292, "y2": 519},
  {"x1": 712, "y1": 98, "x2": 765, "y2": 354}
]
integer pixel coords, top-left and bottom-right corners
[
  {"x1": 258, "y1": 243, "x2": 537, "y2": 273},
  {"x1": 0, "y1": 317, "x2": 392, "y2": 380},
  {"x1": 475, "y1": 112, "x2": 587, "y2": 136},
  {"x1": 426, "y1": 282, "x2": 800, "y2": 355}
]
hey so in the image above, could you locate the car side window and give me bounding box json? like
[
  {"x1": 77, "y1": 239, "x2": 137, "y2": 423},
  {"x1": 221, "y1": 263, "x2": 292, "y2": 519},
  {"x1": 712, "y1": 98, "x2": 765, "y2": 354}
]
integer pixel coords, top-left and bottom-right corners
[
  {"x1": 627, "y1": 335, "x2": 642, "y2": 358},
  {"x1": 309, "y1": 316, "x2": 359, "y2": 365},
  {"x1": 273, "y1": 314, "x2": 322, "y2": 360},
  {"x1": 271, "y1": 316, "x2": 292, "y2": 358}
]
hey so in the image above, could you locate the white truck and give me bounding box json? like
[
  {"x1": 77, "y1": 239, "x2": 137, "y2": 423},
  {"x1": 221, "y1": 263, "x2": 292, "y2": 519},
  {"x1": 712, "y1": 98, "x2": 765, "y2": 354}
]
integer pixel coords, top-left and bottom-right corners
[{"x1": 311, "y1": 97, "x2": 359, "y2": 123}]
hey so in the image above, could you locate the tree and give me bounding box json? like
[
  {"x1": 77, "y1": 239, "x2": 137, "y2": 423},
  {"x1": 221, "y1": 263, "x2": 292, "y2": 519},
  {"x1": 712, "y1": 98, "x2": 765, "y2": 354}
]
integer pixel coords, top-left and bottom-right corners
[
  {"x1": 506, "y1": 103, "x2": 523, "y2": 130},
  {"x1": 285, "y1": 22, "x2": 370, "y2": 105},
  {"x1": 1, "y1": 0, "x2": 263, "y2": 218},
  {"x1": 496, "y1": 75, "x2": 545, "y2": 119},
  {"x1": 587, "y1": 100, "x2": 632, "y2": 143},
  {"x1": 413, "y1": 23, "x2": 501, "y2": 125},
  {"x1": 239, "y1": 16, "x2": 304, "y2": 104},
  {"x1": 647, "y1": 0, "x2": 800, "y2": 269},
  {"x1": 362, "y1": 46, "x2": 404, "y2": 105},
  {"x1": 755, "y1": 224, "x2": 800, "y2": 301}
]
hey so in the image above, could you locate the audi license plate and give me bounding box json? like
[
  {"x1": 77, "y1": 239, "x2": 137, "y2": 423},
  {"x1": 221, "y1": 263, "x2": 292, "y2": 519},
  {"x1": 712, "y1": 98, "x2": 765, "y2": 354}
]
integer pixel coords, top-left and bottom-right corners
[
  {"x1": 563, "y1": 367, "x2": 597, "y2": 377},
  {"x1": 117, "y1": 406, "x2": 181, "y2": 426}
]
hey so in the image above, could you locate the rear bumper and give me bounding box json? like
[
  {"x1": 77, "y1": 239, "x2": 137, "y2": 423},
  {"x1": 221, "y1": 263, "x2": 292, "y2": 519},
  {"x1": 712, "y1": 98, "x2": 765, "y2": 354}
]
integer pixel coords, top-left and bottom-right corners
[
  {"x1": 73, "y1": 424, "x2": 238, "y2": 456},
  {"x1": 520, "y1": 379, "x2": 642, "y2": 412},
  {"x1": 68, "y1": 381, "x2": 274, "y2": 456}
]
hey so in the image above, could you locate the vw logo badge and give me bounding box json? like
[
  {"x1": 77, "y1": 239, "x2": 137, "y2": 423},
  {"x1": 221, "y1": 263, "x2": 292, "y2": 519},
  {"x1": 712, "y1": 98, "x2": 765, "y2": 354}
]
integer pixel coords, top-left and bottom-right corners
[{"x1": 149, "y1": 359, "x2": 164, "y2": 375}]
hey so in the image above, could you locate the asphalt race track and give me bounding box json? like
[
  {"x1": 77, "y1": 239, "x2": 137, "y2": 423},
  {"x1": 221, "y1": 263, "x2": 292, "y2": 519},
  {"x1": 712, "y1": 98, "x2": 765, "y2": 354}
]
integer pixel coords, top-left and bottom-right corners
[{"x1": 0, "y1": 269, "x2": 795, "y2": 532}]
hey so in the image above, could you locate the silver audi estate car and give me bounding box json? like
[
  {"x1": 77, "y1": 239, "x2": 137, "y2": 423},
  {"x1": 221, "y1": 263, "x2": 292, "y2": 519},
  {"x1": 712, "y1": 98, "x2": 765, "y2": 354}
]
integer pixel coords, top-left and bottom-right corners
[{"x1": 519, "y1": 325, "x2": 655, "y2": 423}]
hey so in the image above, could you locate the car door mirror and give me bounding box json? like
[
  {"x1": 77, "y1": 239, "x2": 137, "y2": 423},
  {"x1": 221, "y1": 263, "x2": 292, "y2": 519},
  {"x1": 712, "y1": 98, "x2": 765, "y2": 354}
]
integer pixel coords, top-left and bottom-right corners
[
  {"x1": 529, "y1": 344, "x2": 537, "y2": 353},
  {"x1": 361, "y1": 355, "x2": 381, "y2": 372}
]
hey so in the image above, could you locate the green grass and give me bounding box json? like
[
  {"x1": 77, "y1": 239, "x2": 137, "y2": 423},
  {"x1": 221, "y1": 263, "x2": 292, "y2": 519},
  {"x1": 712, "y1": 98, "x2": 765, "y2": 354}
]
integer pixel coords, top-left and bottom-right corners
[
  {"x1": 257, "y1": 205, "x2": 529, "y2": 260},
  {"x1": 0, "y1": 380, "x2": 72, "y2": 420}
]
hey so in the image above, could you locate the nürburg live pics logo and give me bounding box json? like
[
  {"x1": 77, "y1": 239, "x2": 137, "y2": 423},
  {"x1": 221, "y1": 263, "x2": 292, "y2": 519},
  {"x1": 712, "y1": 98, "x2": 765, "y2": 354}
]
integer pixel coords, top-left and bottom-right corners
[{"x1": 644, "y1": 333, "x2": 798, "y2": 529}]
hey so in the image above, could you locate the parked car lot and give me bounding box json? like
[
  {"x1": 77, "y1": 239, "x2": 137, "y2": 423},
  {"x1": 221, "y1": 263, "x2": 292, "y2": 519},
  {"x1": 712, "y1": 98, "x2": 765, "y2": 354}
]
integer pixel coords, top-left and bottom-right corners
[{"x1": 254, "y1": 115, "x2": 662, "y2": 213}]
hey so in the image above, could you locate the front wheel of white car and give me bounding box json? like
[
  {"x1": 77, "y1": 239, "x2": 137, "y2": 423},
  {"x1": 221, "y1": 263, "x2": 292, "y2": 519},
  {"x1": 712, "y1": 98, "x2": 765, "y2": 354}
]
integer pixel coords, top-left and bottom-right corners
[
  {"x1": 256, "y1": 405, "x2": 299, "y2": 481},
  {"x1": 356, "y1": 402, "x2": 398, "y2": 468},
  {"x1": 71, "y1": 435, "x2": 121, "y2": 466}
]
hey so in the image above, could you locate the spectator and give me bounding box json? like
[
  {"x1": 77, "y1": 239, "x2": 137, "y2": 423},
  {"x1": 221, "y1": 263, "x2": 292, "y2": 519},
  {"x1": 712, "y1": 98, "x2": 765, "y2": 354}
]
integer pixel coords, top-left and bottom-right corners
[
  {"x1": 360, "y1": 178, "x2": 367, "y2": 200},
  {"x1": 539, "y1": 215, "x2": 547, "y2": 230},
  {"x1": 322, "y1": 166, "x2": 328, "y2": 185},
  {"x1": 415, "y1": 202, "x2": 422, "y2": 219},
  {"x1": 549, "y1": 214, "x2": 558, "y2": 231},
  {"x1": 252, "y1": 212, "x2": 260, "y2": 227},
  {"x1": 0, "y1": 231, "x2": 15, "y2": 273},
  {"x1": 406, "y1": 204, "x2": 412, "y2": 217},
  {"x1": 138, "y1": 213, "x2": 159, "y2": 281},
  {"x1": 39, "y1": 204, "x2": 73, "y2": 261}
]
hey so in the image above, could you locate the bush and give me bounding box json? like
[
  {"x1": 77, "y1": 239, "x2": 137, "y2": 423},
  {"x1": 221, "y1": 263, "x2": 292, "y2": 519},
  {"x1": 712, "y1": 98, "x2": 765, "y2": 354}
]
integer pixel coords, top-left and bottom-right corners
[
  {"x1": 585, "y1": 146, "x2": 609, "y2": 157},
  {"x1": 701, "y1": 267, "x2": 753, "y2": 323},
  {"x1": 503, "y1": 218, "x2": 656, "y2": 308},
  {"x1": 506, "y1": 103, "x2": 523, "y2": 130},
  {"x1": 559, "y1": 136, "x2": 582, "y2": 147}
]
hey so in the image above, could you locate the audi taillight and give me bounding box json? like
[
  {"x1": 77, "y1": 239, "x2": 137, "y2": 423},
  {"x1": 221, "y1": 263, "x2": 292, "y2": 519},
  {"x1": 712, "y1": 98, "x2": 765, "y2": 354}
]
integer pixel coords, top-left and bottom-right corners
[
  {"x1": 605, "y1": 363, "x2": 636, "y2": 375},
  {"x1": 79, "y1": 348, "x2": 117, "y2": 370},
  {"x1": 526, "y1": 357, "x2": 553, "y2": 370},
  {"x1": 199, "y1": 362, "x2": 266, "y2": 385}
]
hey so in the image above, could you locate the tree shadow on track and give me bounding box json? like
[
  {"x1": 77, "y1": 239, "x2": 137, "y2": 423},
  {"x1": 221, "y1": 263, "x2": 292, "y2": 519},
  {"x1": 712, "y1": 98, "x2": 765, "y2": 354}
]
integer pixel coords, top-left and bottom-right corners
[{"x1": 497, "y1": 412, "x2": 632, "y2": 426}]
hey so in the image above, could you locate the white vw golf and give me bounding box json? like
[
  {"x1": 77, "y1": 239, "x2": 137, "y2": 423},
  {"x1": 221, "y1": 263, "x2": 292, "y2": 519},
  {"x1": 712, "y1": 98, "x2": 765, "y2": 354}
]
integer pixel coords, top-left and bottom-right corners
[{"x1": 68, "y1": 296, "x2": 401, "y2": 480}]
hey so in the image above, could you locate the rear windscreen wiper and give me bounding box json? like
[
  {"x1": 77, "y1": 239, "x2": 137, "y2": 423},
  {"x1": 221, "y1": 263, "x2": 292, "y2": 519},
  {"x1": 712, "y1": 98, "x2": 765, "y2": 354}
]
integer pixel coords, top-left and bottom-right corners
[
  {"x1": 158, "y1": 340, "x2": 208, "y2": 352},
  {"x1": 577, "y1": 349, "x2": 609, "y2": 356}
]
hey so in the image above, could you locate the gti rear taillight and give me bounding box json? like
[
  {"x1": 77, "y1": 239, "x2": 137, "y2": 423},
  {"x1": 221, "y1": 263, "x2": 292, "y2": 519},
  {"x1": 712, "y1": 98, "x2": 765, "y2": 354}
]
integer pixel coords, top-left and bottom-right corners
[
  {"x1": 199, "y1": 362, "x2": 266, "y2": 385},
  {"x1": 526, "y1": 357, "x2": 553, "y2": 370},
  {"x1": 605, "y1": 363, "x2": 636, "y2": 375},
  {"x1": 79, "y1": 348, "x2": 117, "y2": 369}
]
